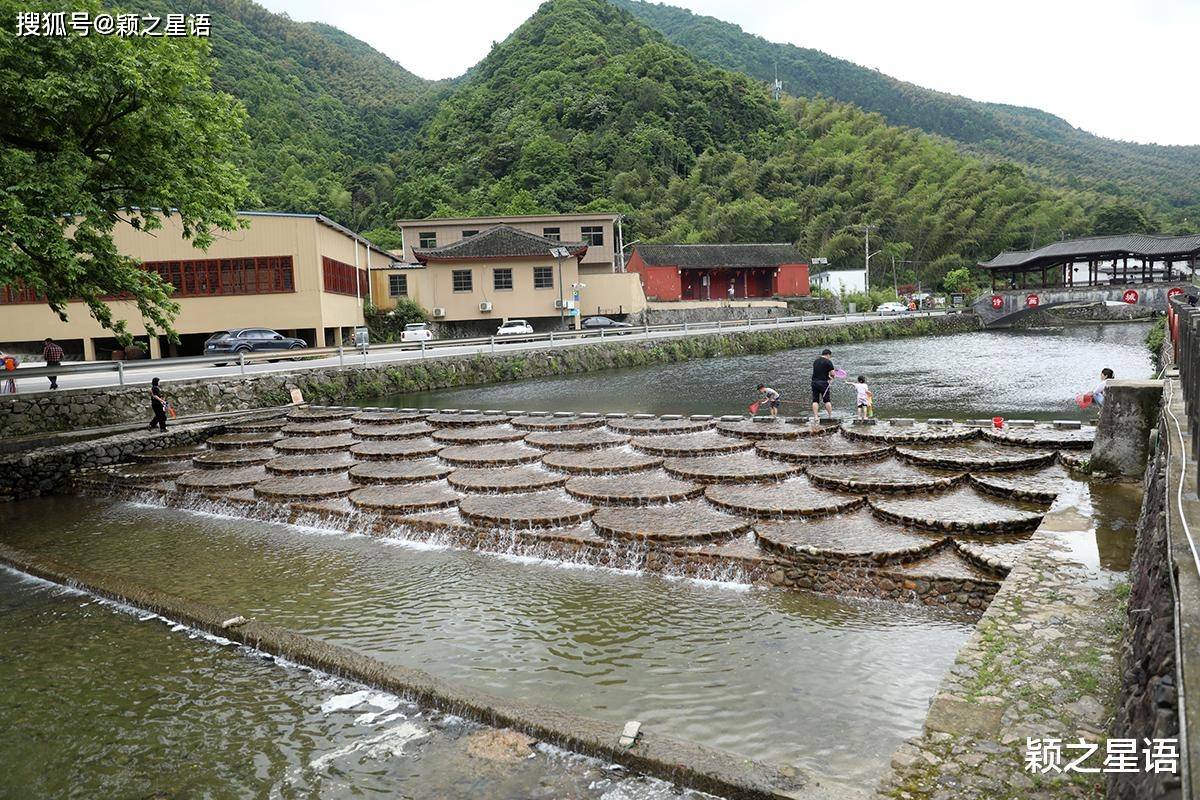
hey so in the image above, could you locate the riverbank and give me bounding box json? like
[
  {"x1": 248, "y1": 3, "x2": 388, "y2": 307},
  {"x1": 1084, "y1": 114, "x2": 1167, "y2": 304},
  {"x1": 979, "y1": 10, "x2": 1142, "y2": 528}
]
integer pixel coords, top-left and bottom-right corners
[{"x1": 0, "y1": 313, "x2": 979, "y2": 437}]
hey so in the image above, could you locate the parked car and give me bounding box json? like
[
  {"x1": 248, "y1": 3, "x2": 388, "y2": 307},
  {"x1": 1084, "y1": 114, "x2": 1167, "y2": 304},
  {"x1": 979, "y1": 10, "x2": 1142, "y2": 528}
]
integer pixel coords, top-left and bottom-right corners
[
  {"x1": 401, "y1": 322, "x2": 434, "y2": 342},
  {"x1": 876, "y1": 302, "x2": 909, "y2": 315},
  {"x1": 581, "y1": 316, "x2": 632, "y2": 330},
  {"x1": 205, "y1": 328, "x2": 308, "y2": 365},
  {"x1": 496, "y1": 319, "x2": 534, "y2": 336}
]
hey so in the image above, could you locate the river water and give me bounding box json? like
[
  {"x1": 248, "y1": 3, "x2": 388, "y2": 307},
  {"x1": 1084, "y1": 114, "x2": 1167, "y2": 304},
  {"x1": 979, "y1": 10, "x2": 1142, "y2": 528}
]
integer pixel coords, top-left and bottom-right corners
[
  {"x1": 0, "y1": 496, "x2": 973, "y2": 793},
  {"x1": 0, "y1": 322, "x2": 1150, "y2": 798},
  {"x1": 381, "y1": 322, "x2": 1154, "y2": 420}
]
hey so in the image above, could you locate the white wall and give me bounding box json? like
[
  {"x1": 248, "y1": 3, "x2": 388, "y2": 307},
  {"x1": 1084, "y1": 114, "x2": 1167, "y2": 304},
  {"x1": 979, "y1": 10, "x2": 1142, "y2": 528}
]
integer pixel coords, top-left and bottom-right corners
[{"x1": 813, "y1": 270, "x2": 866, "y2": 295}]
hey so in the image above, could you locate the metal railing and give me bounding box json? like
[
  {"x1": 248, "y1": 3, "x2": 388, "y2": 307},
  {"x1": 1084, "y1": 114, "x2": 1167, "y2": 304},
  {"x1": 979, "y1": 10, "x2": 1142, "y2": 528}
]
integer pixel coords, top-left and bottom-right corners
[
  {"x1": 3, "y1": 308, "x2": 948, "y2": 388},
  {"x1": 1170, "y1": 294, "x2": 1200, "y2": 494}
]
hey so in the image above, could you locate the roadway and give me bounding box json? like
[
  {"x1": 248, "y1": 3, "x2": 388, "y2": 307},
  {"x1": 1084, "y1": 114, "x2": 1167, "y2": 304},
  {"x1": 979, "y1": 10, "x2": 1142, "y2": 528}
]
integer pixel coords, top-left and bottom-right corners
[{"x1": 4, "y1": 311, "x2": 950, "y2": 395}]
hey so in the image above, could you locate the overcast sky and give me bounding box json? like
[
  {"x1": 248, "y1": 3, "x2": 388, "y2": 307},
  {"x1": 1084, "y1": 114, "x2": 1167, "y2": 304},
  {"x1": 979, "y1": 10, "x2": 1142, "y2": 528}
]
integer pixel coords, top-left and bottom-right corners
[{"x1": 256, "y1": 0, "x2": 1199, "y2": 147}]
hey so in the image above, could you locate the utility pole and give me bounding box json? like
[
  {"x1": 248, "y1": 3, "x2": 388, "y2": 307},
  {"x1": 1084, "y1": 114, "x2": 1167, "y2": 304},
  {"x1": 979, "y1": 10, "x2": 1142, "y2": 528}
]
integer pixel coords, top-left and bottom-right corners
[
  {"x1": 551, "y1": 246, "x2": 572, "y2": 329},
  {"x1": 863, "y1": 224, "x2": 880, "y2": 292},
  {"x1": 773, "y1": 63, "x2": 782, "y2": 102}
]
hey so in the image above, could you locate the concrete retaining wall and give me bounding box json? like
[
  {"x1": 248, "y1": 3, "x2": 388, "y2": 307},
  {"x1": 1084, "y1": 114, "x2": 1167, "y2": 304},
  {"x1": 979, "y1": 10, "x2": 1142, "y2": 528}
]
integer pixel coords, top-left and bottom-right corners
[{"x1": 0, "y1": 314, "x2": 980, "y2": 437}]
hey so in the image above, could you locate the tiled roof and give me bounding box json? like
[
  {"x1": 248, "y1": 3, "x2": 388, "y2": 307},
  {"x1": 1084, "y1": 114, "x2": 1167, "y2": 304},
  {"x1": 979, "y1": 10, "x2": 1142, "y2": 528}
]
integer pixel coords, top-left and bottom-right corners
[
  {"x1": 412, "y1": 225, "x2": 587, "y2": 262},
  {"x1": 980, "y1": 234, "x2": 1200, "y2": 270},
  {"x1": 634, "y1": 243, "x2": 806, "y2": 269}
]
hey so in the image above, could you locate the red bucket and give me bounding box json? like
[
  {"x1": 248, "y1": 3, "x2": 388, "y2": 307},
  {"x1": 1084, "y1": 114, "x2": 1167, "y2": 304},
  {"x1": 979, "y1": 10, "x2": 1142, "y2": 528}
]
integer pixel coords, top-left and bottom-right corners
[{"x1": 992, "y1": 416, "x2": 1005, "y2": 429}]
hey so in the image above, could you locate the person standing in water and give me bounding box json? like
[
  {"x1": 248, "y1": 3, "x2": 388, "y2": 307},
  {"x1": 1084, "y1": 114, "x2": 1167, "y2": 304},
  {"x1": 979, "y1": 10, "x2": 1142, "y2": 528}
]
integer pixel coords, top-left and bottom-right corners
[
  {"x1": 148, "y1": 378, "x2": 168, "y2": 432},
  {"x1": 811, "y1": 348, "x2": 836, "y2": 424},
  {"x1": 1093, "y1": 368, "x2": 1114, "y2": 409},
  {"x1": 852, "y1": 375, "x2": 871, "y2": 420},
  {"x1": 756, "y1": 384, "x2": 781, "y2": 418}
]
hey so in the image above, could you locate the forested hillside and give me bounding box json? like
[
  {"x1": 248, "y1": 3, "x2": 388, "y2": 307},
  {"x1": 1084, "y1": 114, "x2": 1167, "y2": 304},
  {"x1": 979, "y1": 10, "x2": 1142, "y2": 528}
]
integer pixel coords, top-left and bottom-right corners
[
  {"x1": 141, "y1": 0, "x2": 447, "y2": 230},
  {"x1": 612, "y1": 0, "x2": 1200, "y2": 225},
  {"x1": 387, "y1": 0, "x2": 1097, "y2": 287}
]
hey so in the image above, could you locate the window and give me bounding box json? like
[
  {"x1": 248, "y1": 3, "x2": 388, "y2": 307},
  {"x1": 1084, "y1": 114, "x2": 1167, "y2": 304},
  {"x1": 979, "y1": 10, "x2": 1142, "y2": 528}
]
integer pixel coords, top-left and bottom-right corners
[
  {"x1": 581, "y1": 226, "x2": 604, "y2": 246},
  {"x1": 388, "y1": 274, "x2": 408, "y2": 297},
  {"x1": 493, "y1": 268, "x2": 513, "y2": 291},
  {"x1": 543, "y1": 227, "x2": 561, "y2": 241},
  {"x1": 2, "y1": 256, "x2": 296, "y2": 304},
  {"x1": 533, "y1": 266, "x2": 554, "y2": 289},
  {"x1": 322, "y1": 257, "x2": 368, "y2": 296},
  {"x1": 452, "y1": 269, "x2": 473, "y2": 292},
  {"x1": 418, "y1": 231, "x2": 437, "y2": 248},
  {"x1": 462, "y1": 229, "x2": 479, "y2": 238}
]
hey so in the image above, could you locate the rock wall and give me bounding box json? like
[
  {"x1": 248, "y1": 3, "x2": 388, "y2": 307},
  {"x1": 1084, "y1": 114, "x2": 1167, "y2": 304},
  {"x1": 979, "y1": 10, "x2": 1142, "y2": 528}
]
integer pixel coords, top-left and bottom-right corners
[
  {"x1": 1110, "y1": 424, "x2": 1182, "y2": 799},
  {"x1": 1009, "y1": 301, "x2": 1158, "y2": 329},
  {"x1": 0, "y1": 313, "x2": 980, "y2": 436},
  {"x1": 0, "y1": 420, "x2": 238, "y2": 500},
  {"x1": 640, "y1": 304, "x2": 789, "y2": 325}
]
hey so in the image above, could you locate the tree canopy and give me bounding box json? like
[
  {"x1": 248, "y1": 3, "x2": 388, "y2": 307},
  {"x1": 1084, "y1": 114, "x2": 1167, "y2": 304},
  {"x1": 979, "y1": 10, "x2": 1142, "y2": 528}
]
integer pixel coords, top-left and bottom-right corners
[{"x1": 0, "y1": 0, "x2": 252, "y2": 339}]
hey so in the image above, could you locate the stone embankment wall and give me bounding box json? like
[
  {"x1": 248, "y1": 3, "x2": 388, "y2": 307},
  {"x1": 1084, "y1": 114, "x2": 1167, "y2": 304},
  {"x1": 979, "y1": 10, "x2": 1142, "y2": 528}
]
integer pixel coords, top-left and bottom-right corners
[
  {"x1": 1010, "y1": 301, "x2": 1158, "y2": 329},
  {"x1": 0, "y1": 419, "x2": 247, "y2": 500},
  {"x1": 0, "y1": 313, "x2": 979, "y2": 437},
  {"x1": 640, "y1": 302, "x2": 787, "y2": 325},
  {"x1": 1109, "y1": 421, "x2": 1181, "y2": 800}
]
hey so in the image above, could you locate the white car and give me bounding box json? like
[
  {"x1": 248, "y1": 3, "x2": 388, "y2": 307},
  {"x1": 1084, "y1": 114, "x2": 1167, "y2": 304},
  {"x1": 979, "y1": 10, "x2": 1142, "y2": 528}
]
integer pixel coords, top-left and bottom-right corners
[
  {"x1": 496, "y1": 319, "x2": 534, "y2": 336},
  {"x1": 400, "y1": 322, "x2": 433, "y2": 342},
  {"x1": 876, "y1": 302, "x2": 909, "y2": 314}
]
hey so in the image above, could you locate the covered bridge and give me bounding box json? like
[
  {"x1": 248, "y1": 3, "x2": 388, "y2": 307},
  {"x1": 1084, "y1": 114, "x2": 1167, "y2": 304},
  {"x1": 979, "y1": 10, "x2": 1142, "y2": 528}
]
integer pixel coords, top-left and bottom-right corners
[
  {"x1": 979, "y1": 233, "x2": 1200, "y2": 290},
  {"x1": 627, "y1": 243, "x2": 809, "y2": 301}
]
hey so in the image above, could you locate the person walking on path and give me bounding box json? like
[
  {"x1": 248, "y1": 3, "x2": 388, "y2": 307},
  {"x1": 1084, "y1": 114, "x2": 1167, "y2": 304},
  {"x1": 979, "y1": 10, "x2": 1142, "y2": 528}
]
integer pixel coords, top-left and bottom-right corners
[
  {"x1": 148, "y1": 378, "x2": 168, "y2": 432},
  {"x1": 41, "y1": 338, "x2": 63, "y2": 390},
  {"x1": 0, "y1": 352, "x2": 16, "y2": 395},
  {"x1": 811, "y1": 348, "x2": 836, "y2": 424}
]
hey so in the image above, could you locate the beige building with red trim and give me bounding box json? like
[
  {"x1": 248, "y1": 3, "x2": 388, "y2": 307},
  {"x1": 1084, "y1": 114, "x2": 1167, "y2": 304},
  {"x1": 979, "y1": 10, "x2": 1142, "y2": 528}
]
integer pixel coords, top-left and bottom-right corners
[{"x1": 0, "y1": 212, "x2": 392, "y2": 360}]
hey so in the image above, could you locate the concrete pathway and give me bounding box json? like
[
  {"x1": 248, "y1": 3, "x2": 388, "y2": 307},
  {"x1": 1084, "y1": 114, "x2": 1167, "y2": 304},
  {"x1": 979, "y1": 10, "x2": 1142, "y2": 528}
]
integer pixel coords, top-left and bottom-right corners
[{"x1": 6, "y1": 311, "x2": 947, "y2": 395}]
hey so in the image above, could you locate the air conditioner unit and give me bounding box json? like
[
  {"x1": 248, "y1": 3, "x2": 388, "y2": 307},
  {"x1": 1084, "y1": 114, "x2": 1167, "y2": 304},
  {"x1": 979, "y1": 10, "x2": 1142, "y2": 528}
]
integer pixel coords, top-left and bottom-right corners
[
  {"x1": 553, "y1": 299, "x2": 565, "y2": 309},
  {"x1": 432, "y1": 307, "x2": 446, "y2": 318},
  {"x1": 478, "y1": 301, "x2": 493, "y2": 312}
]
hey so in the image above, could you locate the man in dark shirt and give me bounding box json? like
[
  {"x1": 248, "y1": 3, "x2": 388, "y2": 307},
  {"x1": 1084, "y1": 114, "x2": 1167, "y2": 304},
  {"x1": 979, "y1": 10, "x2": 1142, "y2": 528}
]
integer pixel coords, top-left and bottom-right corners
[
  {"x1": 42, "y1": 337, "x2": 63, "y2": 390},
  {"x1": 811, "y1": 348, "x2": 835, "y2": 424}
]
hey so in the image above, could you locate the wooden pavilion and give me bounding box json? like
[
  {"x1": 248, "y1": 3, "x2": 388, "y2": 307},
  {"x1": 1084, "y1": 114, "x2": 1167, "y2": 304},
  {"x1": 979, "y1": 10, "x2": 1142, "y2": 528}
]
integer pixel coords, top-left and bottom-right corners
[{"x1": 979, "y1": 233, "x2": 1200, "y2": 290}]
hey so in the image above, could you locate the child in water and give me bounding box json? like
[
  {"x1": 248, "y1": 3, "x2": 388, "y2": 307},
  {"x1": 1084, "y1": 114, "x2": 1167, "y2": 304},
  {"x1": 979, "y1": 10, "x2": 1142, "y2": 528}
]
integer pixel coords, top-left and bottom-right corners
[
  {"x1": 756, "y1": 384, "x2": 782, "y2": 418},
  {"x1": 852, "y1": 375, "x2": 871, "y2": 420}
]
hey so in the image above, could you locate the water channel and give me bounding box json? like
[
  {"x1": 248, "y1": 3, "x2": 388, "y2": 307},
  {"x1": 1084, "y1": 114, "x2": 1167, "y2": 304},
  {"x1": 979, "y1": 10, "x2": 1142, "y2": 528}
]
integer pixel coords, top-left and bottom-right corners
[
  {"x1": 383, "y1": 322, "x2": 1155, "y2": 419},
  {"x1": 0, "y1": 322, "x2": 1152, "y2": 798}
]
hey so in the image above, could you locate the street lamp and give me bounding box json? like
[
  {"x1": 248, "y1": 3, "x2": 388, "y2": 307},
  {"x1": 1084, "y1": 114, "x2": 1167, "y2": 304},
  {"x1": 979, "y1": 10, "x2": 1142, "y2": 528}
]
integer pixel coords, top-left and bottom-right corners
[{"x1": 550, "y1": 246, "x2": 572, "y2": 328}]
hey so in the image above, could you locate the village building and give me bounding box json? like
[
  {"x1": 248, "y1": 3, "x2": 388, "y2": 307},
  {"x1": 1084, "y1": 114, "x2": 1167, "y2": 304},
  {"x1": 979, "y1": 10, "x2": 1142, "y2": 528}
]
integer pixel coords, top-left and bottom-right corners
[
  {"x1": 0, "y1": 212, "x2": 391, "y2": 359},
  {"x1": 626, "y1": 244, "x2": 810, "y2": 301},
  {"x1": 393, "y1": 212, "x2": 624, "y2": 274},
  {"x1": 370, "y1": 225, "x2": 644, "y2": 329}
]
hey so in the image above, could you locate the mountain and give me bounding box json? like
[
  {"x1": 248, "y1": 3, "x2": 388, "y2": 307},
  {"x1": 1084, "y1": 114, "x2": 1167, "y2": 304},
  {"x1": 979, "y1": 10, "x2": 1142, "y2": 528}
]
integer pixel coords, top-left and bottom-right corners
[
  {"x1": 143, "y1": 0, "x2": 449, "y2": 229},
  {"x1": 388, "y1": 0, "x2": 1099, "y2": 286},
  {"x1": 611, "y1": 0, "x2": 1200, "y2": 225}
]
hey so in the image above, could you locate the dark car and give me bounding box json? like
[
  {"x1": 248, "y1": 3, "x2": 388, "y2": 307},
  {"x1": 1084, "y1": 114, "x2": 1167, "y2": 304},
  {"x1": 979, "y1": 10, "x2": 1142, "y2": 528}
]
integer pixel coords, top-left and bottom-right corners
[
  {"x1": 581, "y1": 316, "x2": 632, "y2": 330},
  {"x1": 205, "y1": 328, "x2": 308, "y2": 365}
]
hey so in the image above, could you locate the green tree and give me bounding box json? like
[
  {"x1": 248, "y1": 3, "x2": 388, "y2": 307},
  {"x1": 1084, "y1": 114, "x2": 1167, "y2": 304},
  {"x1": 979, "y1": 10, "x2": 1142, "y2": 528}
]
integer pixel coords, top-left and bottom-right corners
[
  {"x1": 943, "y1": 266, "x2": 976, "y2": 295},
  {"x1": 1090, "y1": 201, "x2": 1157, "y2": 236},
  {"x1": 0, "y1": 0, "x2": 251, "y2": 341}
]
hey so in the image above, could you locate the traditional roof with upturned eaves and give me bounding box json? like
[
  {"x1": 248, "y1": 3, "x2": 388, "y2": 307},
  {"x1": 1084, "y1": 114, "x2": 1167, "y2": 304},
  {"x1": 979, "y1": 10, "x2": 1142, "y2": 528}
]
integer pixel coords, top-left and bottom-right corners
[
  {"x1": 632, "y1": 243, "x2": 806, "y2": 269},
  {"x1": 979, "y1": 233, "x2": 1200, "y2": 271},
  {"x1": 412, "y1": 225, "x2": 587, "y2": 263}
]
